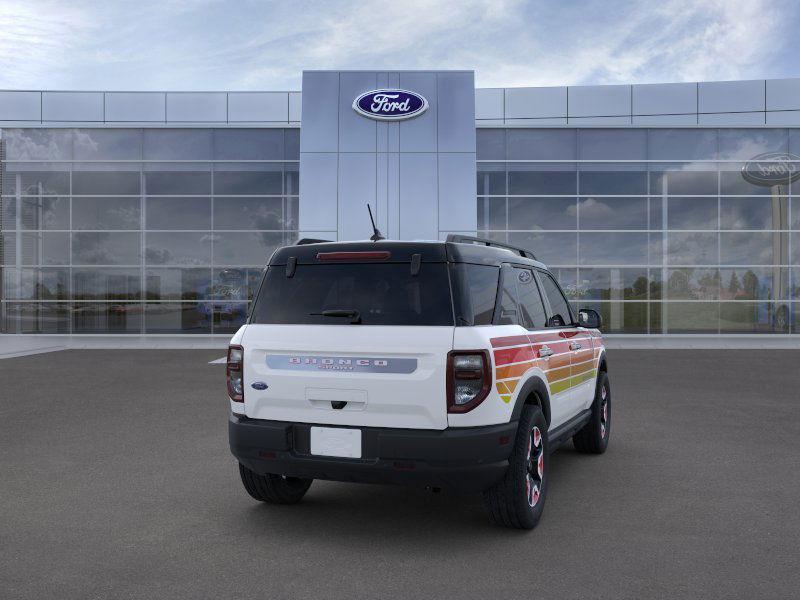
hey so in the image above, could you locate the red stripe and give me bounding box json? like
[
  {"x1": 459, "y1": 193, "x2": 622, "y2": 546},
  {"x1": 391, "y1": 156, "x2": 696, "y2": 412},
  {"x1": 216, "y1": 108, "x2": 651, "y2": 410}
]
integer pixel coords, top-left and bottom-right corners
[
  {"x1": 490, "y1": 335, "x2": 531, "y2": 348},
  {"x1": 494, "y1": 345, "x2": 535, "y2": 366}
]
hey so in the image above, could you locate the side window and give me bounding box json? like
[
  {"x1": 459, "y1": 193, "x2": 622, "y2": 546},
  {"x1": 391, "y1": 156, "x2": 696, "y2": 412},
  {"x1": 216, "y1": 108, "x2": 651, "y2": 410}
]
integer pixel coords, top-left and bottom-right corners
[
  {"x1": 513, "y1": 267, "x2": 547, "y2": 330},
  {"x1": 451, "y1": 264, "x2": 500, "y2": 326},
  {"x1": 538, "y1": 272, "x2": 573, "y2": 327},
  {"x1": 496, "y1": 266, "x2": 519, "y2": 325}
]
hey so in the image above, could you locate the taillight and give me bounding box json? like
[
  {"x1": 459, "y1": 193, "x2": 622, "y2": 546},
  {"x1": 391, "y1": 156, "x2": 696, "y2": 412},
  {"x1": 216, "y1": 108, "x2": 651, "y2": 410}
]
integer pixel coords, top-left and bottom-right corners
[
  {"x1": 447, "y1": 350, "x2": 491, "y2": 413},
  {"x1": 227, "y1": 344, "x2": 244, "y2": 402}
]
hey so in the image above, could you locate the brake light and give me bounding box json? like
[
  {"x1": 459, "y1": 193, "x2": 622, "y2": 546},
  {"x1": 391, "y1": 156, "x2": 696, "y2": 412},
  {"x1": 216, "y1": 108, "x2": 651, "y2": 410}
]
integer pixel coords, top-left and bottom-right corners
[
  {"x1": 447, "y1": 350, "x2": 491, "y2": 413},
  {"x1": 227, "y1": 344, "x2": 244, "y2": 402},
  {"x1": 316, "y1": 251, "x2": 391, "y2": 261}
]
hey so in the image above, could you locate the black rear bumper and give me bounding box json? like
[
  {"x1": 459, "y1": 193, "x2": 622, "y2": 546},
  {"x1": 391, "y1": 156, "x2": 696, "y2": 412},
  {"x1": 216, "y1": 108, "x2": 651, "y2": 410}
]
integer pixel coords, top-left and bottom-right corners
[{"x1": 229, "y1": 415, "x2": 518, "y2": 493}]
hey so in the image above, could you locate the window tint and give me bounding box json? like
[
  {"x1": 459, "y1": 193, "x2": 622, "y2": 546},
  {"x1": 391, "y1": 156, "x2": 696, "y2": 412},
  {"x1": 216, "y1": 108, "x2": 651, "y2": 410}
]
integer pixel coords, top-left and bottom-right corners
[
  {"x1": 496, "y1": 267, "x2": 519, "y2": 325},
  {"x1": 514, "y1": 268, "x2": 547, "y2": 329},
  {"x1": 251, "y1": 263, "x2": 453, "y2": 326},
  {"x1": 452, "y1": 264, "x2": 499, "y2": 326},
  {"x1": 539, "y1": 272, "x2": 573, "y2": 327}
]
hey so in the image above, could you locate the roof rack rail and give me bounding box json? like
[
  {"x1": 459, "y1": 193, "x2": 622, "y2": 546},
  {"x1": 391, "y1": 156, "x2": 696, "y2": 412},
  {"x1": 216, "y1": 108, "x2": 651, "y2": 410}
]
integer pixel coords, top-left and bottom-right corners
[
  {"x1": 296, "y1": 238, "x2": 332, "y2": 245},
  {"x1": 446, "y1": 234, "x2": 536, "y2": 260}
]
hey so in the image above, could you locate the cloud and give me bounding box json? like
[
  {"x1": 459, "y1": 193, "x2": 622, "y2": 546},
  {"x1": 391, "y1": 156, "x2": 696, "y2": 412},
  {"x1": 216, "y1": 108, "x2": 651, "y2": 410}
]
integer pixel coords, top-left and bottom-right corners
[{"x1": 0, "y1": 0, "x2": 795, "y2": 90}]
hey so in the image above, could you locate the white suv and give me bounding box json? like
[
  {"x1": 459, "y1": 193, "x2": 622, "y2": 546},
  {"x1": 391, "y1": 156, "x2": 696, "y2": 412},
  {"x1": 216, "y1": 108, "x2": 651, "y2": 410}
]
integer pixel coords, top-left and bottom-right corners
[{"x1": 227, "y1": 235, "x2": 610, "y2": 529}]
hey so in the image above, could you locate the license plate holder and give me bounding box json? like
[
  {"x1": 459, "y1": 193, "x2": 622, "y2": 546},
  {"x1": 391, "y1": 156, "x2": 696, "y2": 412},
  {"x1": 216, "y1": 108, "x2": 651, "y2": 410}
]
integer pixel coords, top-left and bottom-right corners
[{"x1": 310, "y1": 426, "x2": 362, "y2": 458}]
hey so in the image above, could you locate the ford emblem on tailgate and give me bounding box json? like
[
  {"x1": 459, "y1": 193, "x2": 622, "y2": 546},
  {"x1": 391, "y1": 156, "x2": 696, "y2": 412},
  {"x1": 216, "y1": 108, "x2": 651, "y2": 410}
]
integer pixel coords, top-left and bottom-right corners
[
  {"x1": 353, "y1": 89, "x2": 428, "y2": 121},
  {"x1": 741, "y1": 152, "x2": 800, "y2": 187},
  {"x1": 251, "y1": 381, "x2": 268, "y2": 390}
]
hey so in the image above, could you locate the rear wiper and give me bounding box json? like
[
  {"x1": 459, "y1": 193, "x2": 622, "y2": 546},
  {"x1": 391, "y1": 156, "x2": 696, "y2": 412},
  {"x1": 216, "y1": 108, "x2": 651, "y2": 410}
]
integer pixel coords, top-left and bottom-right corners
[{"x1": 310, "y1": 309, "x2": 362, "y2": 324}]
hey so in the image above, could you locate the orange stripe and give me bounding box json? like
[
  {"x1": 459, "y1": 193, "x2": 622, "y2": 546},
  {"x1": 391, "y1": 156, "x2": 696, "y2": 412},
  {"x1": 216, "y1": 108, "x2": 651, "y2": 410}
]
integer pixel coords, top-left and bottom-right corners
[
  {"x1": 496, "y1": 361, "x2": 536, "y2": 380},
  {"x1": 545, "y1": 365, "x2": 570, "y2": 381}
]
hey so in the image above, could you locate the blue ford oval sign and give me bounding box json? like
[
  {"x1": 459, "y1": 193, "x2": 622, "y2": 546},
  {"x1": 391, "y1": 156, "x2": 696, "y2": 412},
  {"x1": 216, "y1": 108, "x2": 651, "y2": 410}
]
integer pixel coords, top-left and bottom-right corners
[
  {"x1": 353, "y1": 89, "x2": 428, "y2": 121},
  {"x1": 742, "y1": 152, "x2": 800, "y2": 186}
]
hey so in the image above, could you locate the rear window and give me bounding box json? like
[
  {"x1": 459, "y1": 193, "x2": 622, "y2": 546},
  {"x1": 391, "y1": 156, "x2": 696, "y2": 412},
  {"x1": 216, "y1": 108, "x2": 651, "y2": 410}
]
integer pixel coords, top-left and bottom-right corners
[{"x1": 250, "y1": 263, "x2": 454, "y2": 326}]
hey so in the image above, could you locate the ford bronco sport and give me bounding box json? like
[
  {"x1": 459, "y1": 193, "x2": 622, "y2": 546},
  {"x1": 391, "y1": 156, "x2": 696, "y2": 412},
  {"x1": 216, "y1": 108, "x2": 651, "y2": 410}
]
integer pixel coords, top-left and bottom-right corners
[{"x1": 228, "y1": 235, "x2": 610, "y2": 529}]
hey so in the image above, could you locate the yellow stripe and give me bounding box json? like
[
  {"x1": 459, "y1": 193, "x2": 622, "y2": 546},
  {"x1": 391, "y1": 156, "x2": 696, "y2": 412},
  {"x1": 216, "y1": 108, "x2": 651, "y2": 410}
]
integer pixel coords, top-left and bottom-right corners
[{"x1": 500, "y1": 394, "x2": 512, "y2": 404}]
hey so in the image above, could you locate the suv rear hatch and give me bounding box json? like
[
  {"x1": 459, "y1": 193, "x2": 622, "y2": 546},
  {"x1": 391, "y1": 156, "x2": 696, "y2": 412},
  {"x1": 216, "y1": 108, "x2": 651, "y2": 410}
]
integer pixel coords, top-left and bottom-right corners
[{"x1": 241, "y1": 244, "x2": 454, "y2": 430}]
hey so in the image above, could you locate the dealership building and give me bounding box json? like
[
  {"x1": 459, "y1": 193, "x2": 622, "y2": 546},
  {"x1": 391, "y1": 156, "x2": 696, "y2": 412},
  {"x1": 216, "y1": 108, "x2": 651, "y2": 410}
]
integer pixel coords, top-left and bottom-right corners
[{"x1": 1, "y1": 70, "x2": 799, "y2": 341}]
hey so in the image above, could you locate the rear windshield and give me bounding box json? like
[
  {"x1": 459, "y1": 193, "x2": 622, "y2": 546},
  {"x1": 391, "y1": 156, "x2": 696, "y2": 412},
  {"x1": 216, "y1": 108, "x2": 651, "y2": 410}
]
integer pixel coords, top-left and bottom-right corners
[{"x1": 250, "y1": 263, "x2": 454, "y2": 326}]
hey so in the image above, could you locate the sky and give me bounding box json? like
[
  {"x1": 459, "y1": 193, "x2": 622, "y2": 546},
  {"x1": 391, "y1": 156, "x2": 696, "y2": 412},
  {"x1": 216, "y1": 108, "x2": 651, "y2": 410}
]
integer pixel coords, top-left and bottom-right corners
[{"x1": 0, "y1": 0, "x2": 798, "y2": 91}]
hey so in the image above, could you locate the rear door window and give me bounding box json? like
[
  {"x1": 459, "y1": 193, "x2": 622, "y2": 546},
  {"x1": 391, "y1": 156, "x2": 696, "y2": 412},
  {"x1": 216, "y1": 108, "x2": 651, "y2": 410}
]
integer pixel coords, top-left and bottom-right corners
[
  {"x1": 538, "y1": 271, "x2": 573, "y2": 327},
  {"x1": 451, "y1": 263, "x2": 499, "y2": 326},
  {"x1": 250, "y1": 263, "x2": 454, "y2": 326},
  {"x1": 496, "y1": 266, "x2": 519, "y2": 325},
  {"x1": 513, "y1": 267, "x2": 547, "y2": 329}
]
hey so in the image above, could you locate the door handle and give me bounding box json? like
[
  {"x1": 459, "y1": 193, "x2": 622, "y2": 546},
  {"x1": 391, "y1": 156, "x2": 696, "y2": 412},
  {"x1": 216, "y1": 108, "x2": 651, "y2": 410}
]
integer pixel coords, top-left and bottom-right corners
[
  {"x1": 539, "y1": 345, "x2": 554, "y2": 358},
  {"x1": 570, "y1": 342, "x2": 582, "y2": 351}
]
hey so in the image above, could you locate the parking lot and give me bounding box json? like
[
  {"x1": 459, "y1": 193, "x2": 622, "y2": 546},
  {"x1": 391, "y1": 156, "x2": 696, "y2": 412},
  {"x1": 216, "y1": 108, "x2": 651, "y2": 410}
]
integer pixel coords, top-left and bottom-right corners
[{"x1": 1, "y1": 349, "x2": 799, "y2": 599}]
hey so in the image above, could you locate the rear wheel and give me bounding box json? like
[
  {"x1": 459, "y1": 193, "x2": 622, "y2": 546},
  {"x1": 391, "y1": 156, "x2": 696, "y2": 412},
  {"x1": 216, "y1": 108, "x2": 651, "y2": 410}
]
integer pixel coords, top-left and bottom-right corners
[
  {"x1": 573, "y1": 371, "x2": 611, "y2": 454},
  {"x1": 238, "y1": 463, "x2": 312, "y2": 504},
  {"x1": 483, "y1": 404, "x2": 548, "y2": 530}
]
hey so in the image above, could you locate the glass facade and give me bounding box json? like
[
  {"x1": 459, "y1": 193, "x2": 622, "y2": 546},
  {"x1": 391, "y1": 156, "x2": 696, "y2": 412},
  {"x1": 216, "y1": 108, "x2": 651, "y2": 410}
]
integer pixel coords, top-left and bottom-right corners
[
  {"x1": 477, "y1": 128, "x2": 800, "y2": 335},
  {"x1": 0, "y1": 128, "x2": 299, "y2": 334}
]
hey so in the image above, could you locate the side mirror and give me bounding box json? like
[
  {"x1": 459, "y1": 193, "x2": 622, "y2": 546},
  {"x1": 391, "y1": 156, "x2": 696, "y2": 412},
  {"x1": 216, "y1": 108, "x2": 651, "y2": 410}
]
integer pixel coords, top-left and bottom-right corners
[{"x1": 578, "y1": 308, "x2": 602, "y2": 329}]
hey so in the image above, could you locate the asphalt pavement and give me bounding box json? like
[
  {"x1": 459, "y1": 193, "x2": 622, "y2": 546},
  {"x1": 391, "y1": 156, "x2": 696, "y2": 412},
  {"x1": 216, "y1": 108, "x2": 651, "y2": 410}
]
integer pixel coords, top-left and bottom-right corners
[{"x1": 1, "y1": 349, "x2": 799, "y2": 599}]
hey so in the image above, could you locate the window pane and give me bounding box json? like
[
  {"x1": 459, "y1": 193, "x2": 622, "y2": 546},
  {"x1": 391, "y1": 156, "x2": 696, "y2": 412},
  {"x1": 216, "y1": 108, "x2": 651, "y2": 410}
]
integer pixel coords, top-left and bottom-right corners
[
  {"x1": 718, "y1": 129, "x2": 788, "y2": 160},
  {"x1": 20, "y1": 196, "x2": 69, "y2": 230},
  {"x1": 72, "y1": 232, "x2": 140, "y2": 265},
  {"x1": 507, "y1": 129, "x2": 575, "y2": 160},
  {"x1": 666, "y1": 268, "x2": 720, "y2": 300},
  {"x1": 11, "y1": 170, "x2": 70, "y2": 195},
  {"x1": 578, "y1": 197, "x2": 647, "y2": 230},
  {"x1": 145, "y1": 268, "x2": 212, "y2": 301},
  {"x1": 144, "y1": 171, "x2": 210, "y2": 195},
  {"x1": 477, "y1": 166, "x2": 506, "y2": 195},
  {"x1": 284, "y1": 164, "x2": 299, "y2": 196},
  {"x1": 19, "y1": 232, "x2": 70, "y2": 265},
  {"x1": 538, "y1": 272, "x2": 572, "y2": 326},
  {"x1": 650, "y1": 170, "x2": 717, "y2": 195},
  {"x1": 213, "y1": 197, "x2": 284, "y2": 230},
  {"x1": 8, "y1": 268, "x2": 69, "y2": 300},
  {"x1": 579, "y1": 171, "x2": 647, "y2": 195},
  {"x1": 719, "y1": 267, "x2": 783, "y2": 301},
  {"x1": 508, "y1": 169, "x2": 576, "y2": 195},
  {"x1": 507, "y1": 232, "x2": 577, "y2": 266},
  {"x1": 145, "y1": 232, "x2": 212, "y2": 265},
  {"x1": 720, "y1": 232, "x2": 777, "y2": 265},
  {"x1": 664, "y1": 302, "x2": 719, "y2": 333},
  {"x1": 719, "y1": 302, "x2": 776, "y2": 333},
  {"x1": 668, "y1": 197, "x2": 718, "y2": 230},
  {"x1": 648, "y1": 129, "x2": 718, "y2": 161},
  {"x1": 477, "y1": 197, "x2": 506, "y2": 230},
  {"x1": 577, "y1": 268, "x2": 649, "y2": 300},
  {"x1": 145, "y1": 197, "x2": 211, "y2": 230},
  {"x1": 285, "y1": 129, "x2": 300, "y2": 159},
  {"x1": 212, "y1": 232, "x2": 284, "y2": 265},
  {"x1": 213, "y1": 169, "x2": 283, "y2": 195},
  {"x1": 579, "y1": 129, "x2": 646, "y2": 160},
  {"x1": 579, "y1": 233, "x2": 649, "y2": 265},
  {"x1": 720, "y1": 168, "x2": 774, "y2": 195},
  {"x1": 580, "y1": 301, "x2": 647, "y2": 334},
  {"x1": 73, "y1": 303, "x2": 142, "y2": 333},
  {"x1": 1, "y1": 197, "x2": 16, "y2": 228},
  {"x1": 72, "y1": 197, "x2": 140, "y2": 230},
  {"x1": 4, "y1": 129, "x2": 72, "y2": 160},
  {"x1": 477, "y1": 129, "x2": 505, "y2": 160},
  {"x1": 508, "y1": 197, "x2": 576, "y2": 230},
  {"x1": 213, "y1": 303, "x2": 249, "y2": 334},
  {"x1": 73, "y1": 129, "x2": 141, "y2": 160},
  {"x1": 667, "y1": 232, "x2": 718, "y2": 265},
  {"x1": 143, "y1": 129, "x2": 213, "y2": 160},
  {"x1": 720, "y1": 197, "x2": 786, "y2": 230},
  {"x1": 514, "y1": 268, "x2": 547, "y2": 329},
  {"x1": 496, "y1": 267, "x2": 518, "y2": 325},
  {"x1": 72, "y1": 268, "x2": 141, "y2": 300},
  {"x1": 2, "y1": 302, "x2": 70, "y2": 333},
  {"x1": 213, "y1": 129, "x2": 283, "y2": 160},
  {"x1": 452, "y1": 264, "x2": 499, "y2": 326},
  {"x1": 211, "y1": 267, "x2": 263, "y2": 301},
  {"x1": 145, "y1": 303, "x2": 212, "y2": 333},
  {"x1": 72, "y1": 171, "x2": 140, "y2": 196}
]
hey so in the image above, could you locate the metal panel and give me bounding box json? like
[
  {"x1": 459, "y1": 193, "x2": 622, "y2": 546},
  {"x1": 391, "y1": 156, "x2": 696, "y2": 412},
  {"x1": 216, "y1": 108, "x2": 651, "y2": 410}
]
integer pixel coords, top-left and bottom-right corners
[
  {"x1": 300, "y1": 71, "x2": 339, "y2": 152},
  {"x1": 338, "y1": 72, "x2": 377, "y2": 153},
  {"x1": 476, "y1": 119, "x2": 507, "y2": 126},
  {"x1": 568, "y1": 85, "x2": 631, "y2": 117},
  {"x1": 766, "y1": 110, "x2": 800, "y2": 126},
  {"x1": 632, "y1": 82, "x2": 696, "y2": 115},
  {"x1": 399, "y1": 153, "x2": 438, "y2": 239},
  {"x1": 766, "y1": 78, "x2": 800, "y2": 111},
  {"x1": 166, "y1": 92, "x2": 226, "y2": 122},
  {"x1": 0, "y1": 91, "x2": 41, "y2": 121},
  {"x1": 632, "y1": 114, "x2": 698, "y2": 125},
  {"x1": 437, "y1": 71, "x2": 475, "y2": 153},
  {"x1": 42, "y1": 92, "x2": 103, "y2": 121},
  {"x1": 698, "y1": 80, "x2": 764, "y2": 113},
  {"x1": 337, "y1": 153, "x2": 377, "y2": 241},
  {"x1": 505, "y1": 86, "x2": 567, "y2": 119},
  {"x1": 105, "y1": 92, "x2": 165, "y2": 122},
  {"x1": 505, "y1": 117, "x2": 567, "y2": 126},
  {"x1": 698, "y1": 112, "x2": 765, "y2": 125},
  {"x1": 398, "y1": 72, "x2": 438, "y2": 152},
  {"x1": 438, "y1": 153, "x2": 477, "y2": 232},
  {"x1": 475, "y1": 88, "x2": 503, "y2": 120},
  {"x1": 298, "y1": 153, "x2": 338, "y2": 231},
  {"x1": 568, "y1": 116, "x2": 631, "y2": 125},
  {"x1": 289, "y1": 92, "x2": 302, "y2": 122},
  {"x1": 228, "y1": 92, "x2": 288, "y2": 122}
]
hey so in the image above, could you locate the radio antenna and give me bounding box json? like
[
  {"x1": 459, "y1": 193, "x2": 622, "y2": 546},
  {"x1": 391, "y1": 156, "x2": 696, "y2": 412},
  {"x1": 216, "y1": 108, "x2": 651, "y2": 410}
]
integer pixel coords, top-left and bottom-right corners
[{"x1": 367, "y1": 204, "x2": 385, "y2": 241}]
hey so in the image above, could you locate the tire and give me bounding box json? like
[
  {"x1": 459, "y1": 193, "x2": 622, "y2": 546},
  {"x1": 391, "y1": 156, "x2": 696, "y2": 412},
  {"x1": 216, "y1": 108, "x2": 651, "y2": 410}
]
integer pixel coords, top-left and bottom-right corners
[
  {"x1": 573, "y1": 371, "x2": 611, "y2": 454},
  {"x1": 238, "y1": 463, "x2": 312, "y2": 504},
  {"x1": 483, "y1": 404, "x2": 549, "y2": 530}
]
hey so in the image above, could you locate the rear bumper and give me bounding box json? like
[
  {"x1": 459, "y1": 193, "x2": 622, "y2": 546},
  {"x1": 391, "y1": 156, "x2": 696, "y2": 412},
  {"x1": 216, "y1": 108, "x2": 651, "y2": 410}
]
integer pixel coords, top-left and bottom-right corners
[{"x1": 229, "y1": 415, "x2": 517, "y2": 493}]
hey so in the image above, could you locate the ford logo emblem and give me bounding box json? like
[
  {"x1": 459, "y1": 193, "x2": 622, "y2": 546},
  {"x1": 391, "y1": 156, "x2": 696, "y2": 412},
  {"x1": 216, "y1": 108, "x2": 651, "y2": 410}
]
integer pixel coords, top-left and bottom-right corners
[
  {"x1": 352, "y1": 89, "x2": 428, "y2": 121},
  {"x1": 251, "y1": 381, "x2": 268, "y2": 391},
  {"x1": 741, "y1": 152, "x2": 800, "y2": 187}
]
